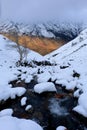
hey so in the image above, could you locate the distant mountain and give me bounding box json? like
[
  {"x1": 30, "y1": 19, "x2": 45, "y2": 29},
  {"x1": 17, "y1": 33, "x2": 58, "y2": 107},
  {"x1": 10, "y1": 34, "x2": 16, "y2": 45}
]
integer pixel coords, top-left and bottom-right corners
[
  {"x1": 0, "y1": 21, "x2": 83, "y2": 40},
  {"x1": 0, "y1": 21, "x2": 54, "y2": 38},
  {"x1": 0, "y1": 21, "x2": 83, "y2": 55},
  {"x1": 0, "y1": 21, "x2": 66, "y2": 55}
]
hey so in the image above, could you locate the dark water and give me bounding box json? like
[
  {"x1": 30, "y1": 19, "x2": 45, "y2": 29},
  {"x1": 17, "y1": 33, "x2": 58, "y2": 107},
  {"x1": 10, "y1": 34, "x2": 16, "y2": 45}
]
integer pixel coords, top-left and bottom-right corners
[{"x1": 0, "y1": 80, "x2": 87, "y2": 130}]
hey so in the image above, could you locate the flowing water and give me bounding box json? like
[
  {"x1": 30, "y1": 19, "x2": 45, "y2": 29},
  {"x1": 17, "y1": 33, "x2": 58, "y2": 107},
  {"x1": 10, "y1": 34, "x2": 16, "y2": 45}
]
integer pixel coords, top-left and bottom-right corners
[{"x1": 0, "y1": 80, "x2": 87, "y2": 130}]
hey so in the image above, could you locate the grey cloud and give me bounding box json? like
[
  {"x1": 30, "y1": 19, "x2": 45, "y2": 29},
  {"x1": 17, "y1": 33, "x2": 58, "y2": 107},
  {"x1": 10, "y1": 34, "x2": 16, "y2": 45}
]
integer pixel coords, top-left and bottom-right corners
[{"x1": 0, "y1": 0, "x2": 87, "y2": 23}]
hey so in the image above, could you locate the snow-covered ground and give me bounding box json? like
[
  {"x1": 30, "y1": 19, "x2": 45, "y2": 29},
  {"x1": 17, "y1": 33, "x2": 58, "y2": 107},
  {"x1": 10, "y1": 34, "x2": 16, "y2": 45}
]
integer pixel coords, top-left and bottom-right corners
[
  {"x1": 0, "y1": 28, "x2": 87, "y2": 129},
  {"x1": 44, "y1": 29, "x2": 87, "y2": 117},
  {"x1": 0, "y1": 35, "x2": 44, "y2": 129}
]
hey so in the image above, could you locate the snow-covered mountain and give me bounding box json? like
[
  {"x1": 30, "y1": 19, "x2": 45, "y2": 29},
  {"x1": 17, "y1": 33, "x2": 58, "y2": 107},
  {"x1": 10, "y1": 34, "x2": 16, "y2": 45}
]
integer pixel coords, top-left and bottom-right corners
[
  {"x1": 0, "y1": 21, "x2": 54, "y2": 38},
  {"x1": 0, "y1": 21, "x2": 83, "y2": 40}
]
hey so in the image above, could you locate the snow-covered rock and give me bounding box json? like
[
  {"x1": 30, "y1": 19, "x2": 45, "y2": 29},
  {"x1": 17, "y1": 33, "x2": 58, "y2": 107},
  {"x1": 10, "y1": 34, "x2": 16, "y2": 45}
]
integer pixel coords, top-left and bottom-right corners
[
  {"x1": 0, "y1": 116, "x2": 43, "y2": 130},
  {"x1": 73, "y1": 93, "x2": 87, "y2": 117},
  {"x1": 56, "y1": 126, "x2": 67, "y2": 130},
  {"x1": 21, "y1": 97, "x2": 27, "y2": 106},
  {"x1": 0, "y1": 34, "x2": 45, "y2": 130},
  {"x1": 0, "y1": 109, "x2": 13, "y2": 117},
  {"x1": 0, "y1": 87, "x2": 26, "y2": 101},
  {"x1": 34, "y1": 82, "x2": 57, "y2": 94},
  {"x1": 25, "y1": 105, "x2": 32, "y2": 111},
  {"x1": 37, "y1": 72, "x2": 51, "y2": 83}
]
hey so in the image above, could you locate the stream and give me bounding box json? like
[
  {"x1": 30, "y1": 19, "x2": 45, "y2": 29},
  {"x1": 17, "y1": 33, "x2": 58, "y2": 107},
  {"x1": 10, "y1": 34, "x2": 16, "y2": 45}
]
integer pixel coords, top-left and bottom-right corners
[{"x1": 0, "y1": 80, "x2": 87, "y2": 130}]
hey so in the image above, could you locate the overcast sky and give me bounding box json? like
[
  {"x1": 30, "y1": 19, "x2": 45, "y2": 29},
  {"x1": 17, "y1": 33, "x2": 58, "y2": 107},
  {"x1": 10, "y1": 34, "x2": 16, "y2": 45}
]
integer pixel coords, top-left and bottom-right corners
[{"x1": 0, "y1": 0, "x2": 87, "y2": 24}]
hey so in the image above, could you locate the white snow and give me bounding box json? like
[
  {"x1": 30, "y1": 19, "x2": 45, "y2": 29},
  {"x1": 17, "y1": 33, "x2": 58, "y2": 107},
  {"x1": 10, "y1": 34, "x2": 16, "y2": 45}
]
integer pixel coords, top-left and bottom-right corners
[
  {"x1": 0, "y1": 35, "x2": 43, "y2": 101},
  {"x1": 0, "y1": 116, "x2": 43, "y2": 130},
  {"x1": 0, "y1": 86, "x2": 26, "y2": 101},
  {"x1": 56, "y1": 126, "x2": 67, "y2": 130},
  {"x1": 0, "y1": 109, "x2": 13, "y2": 117},
  {"x1": 44, "y1": 29, "x2": 87, "y2": 117},
  {"x1": 25, "y1": 75, "x2": 33, "y2": 83},
  {"x1": 25, "y1": 105, "x2": 32, "y2": 111},
  {"x1": 37, "y1": 72, "x2": 51, "y2": 83},
  {"x1": 21, "y1": 97, "x2": 27, "y2": 106},
  {"x1": 73, "y1": 93, "x2": 87, "y2": 117},
  {"x1": 34, "y1": 82, "x2": 57, "y2": 94},
  {"x1": 0, "y1": 34, "x2": 44, "y2": 130}
]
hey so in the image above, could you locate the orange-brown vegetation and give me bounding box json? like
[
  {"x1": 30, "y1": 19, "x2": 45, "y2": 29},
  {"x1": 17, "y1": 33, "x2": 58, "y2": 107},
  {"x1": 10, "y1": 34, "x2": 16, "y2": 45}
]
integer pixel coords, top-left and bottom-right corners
[{"x1": 1, "y1": 33, "x2": 66, "y2": 55}]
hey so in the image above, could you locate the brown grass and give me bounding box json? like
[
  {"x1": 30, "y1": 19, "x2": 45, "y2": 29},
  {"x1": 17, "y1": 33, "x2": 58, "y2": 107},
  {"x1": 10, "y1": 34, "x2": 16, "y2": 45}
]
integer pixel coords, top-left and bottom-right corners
[{"x1": 1, "y1": 33, "x2": 66, "y2": 55}]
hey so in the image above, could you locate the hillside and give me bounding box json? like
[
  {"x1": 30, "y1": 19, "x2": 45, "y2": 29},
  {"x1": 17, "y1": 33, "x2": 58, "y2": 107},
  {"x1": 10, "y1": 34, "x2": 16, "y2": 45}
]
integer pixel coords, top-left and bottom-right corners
[{"x1": 2, "y1": 33, "x2": 65, "y2": 55}]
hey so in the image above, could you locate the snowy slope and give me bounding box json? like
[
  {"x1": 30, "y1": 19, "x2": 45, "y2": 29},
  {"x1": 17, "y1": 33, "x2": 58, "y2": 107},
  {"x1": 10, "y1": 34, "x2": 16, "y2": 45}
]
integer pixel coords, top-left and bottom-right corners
[
  {"x1": 0, "y1": 35, "x2": 43, "y2": 130},
  {"x1": 44, "y1": 29, "x2": 87, "y2": 117},
  {"x1": 0, "y1": 35, "x2": 43, "y2": 101}
]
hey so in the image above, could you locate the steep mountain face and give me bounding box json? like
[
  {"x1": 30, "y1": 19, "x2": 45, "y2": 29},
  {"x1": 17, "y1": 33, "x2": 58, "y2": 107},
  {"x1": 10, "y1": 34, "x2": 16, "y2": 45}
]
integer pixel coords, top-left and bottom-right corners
[
  {"x1": 0, "y1": 21, "x2": 82, "y2": 55},
  {"x1": 0, "y1": 21, "x2": 83, "y2": 39}
]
